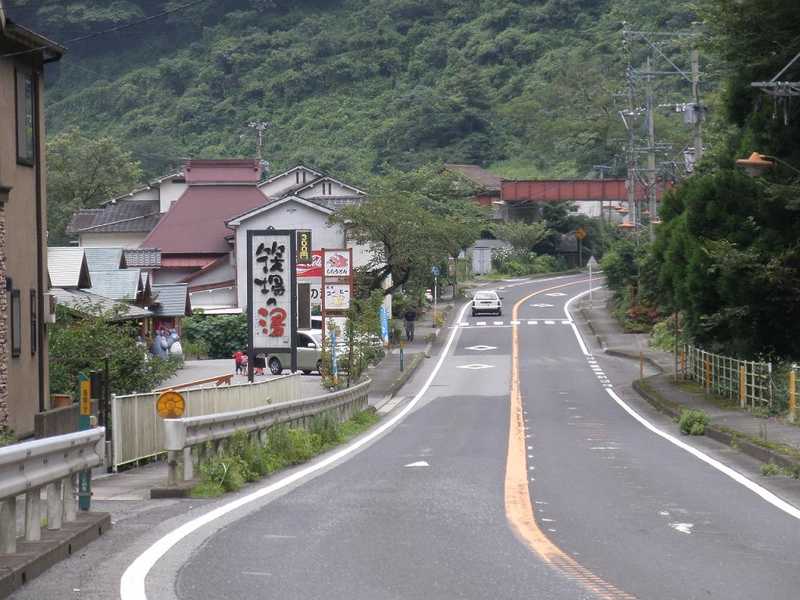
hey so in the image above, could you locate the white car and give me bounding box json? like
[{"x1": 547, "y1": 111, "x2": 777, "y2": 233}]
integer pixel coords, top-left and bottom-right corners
[{"x1": 472, "y1": 290, "x2": 503, "y2": 317}]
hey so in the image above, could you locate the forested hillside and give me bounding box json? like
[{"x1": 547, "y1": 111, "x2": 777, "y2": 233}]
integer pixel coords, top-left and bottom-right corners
[{"x1": 5, "y1": 0, "x2": 700, "y2": 179}]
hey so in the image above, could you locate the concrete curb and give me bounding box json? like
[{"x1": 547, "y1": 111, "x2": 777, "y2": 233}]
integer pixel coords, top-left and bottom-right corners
[
  {"x1": 0, "y1": 512, "x2": 110, "y2": 598},
  {"x1": 633, "y1": 377, "x2": 800, "y2": 473}
]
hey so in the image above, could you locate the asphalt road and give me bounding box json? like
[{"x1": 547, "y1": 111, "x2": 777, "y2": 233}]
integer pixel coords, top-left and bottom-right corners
[{"x1": 49, "y1": 273, "x2": 799, "y2": 600}]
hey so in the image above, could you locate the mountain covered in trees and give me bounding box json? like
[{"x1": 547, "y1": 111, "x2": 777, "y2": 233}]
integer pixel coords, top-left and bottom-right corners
[{"x1": 7, "y1": 0, "x2": 700, "y2": 179}]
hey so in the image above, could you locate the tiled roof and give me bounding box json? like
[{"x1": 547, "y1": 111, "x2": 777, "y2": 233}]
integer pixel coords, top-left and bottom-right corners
[
  {"x1": 51, "y1": 288, "x2": 152, "y2": 321},
  {"x1": 141, "y1": 185, "x2": 267, "y2": 254},
  {"x1": 66, "y1": 199, "x2": 161, "y2": 234},
  {"x1": 47, "y1": 248, "x2": 92, "y2": 288},
  {"x1": 151, "y1": 284, "x2": 192, "y2": 317},
  {"x1": 444, "y1": 164, "x2": 502, "y2": 191},
  {"x1": 83, "y1": 247, "x2": 126, "y2": 271},
  {"x1": 124, "y1": 248, "x2": 162, "y2": 268},
  {"x1": 87, "y1": 269, "x2": 142, "y2": 301}
]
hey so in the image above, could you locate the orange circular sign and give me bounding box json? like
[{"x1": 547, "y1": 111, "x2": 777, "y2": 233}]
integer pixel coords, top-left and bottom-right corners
[{"x1": 156, "y1": 390, "x2": 186, "y2": 419}]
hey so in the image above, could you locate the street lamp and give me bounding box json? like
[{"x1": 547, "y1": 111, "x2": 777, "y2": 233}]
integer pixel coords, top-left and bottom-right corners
[{"x1": 736, "y1": 152, "x2": 800, "y2": 177}]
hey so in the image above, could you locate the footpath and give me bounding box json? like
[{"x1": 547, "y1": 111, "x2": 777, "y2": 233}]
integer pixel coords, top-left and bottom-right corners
[{"x1": 579, "y1": 288, "x2": 800, "y2": 474}]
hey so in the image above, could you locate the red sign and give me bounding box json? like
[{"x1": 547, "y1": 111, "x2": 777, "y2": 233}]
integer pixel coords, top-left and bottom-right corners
[{"x1": 296, "y1": 250, "x2": 322, "y2": 278}]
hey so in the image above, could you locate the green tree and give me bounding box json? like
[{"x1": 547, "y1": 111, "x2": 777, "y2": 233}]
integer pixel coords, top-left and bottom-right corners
[
  {"x1": 333, "y1": 165, "x2": 487, "y2": 296},
  {"x1": 182, "y1": 314, "x2": 248, "y2": 359},
  {"x1": 47, "y1": 127, "x2": 143, "y2": 245},
  {"x1": 491, "y1": 220, "x2": 549, "y2": 252},
  {"x1": 49, "y1": 303, "x2": 180, "y2": 397}
]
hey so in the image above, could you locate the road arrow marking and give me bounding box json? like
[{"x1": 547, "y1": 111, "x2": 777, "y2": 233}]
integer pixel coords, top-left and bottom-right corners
[
  {"x1": 465, "y1": 345, "x2": 497, "y2": 351},
  {"x1": 669, "y1": 522, "x2": 694, "y2": 534},
  {"x1": 457, "y1": 363, "x2": 494, "y2": 370},
  {"x1": 404, "y1": 461, "x2": 429, "y2": 468}
]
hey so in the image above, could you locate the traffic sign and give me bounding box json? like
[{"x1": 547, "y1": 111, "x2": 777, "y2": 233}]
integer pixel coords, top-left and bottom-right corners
[
  {"x1": 587, "y1": 255, "x2": 599, "y2": 268},
  {"x1": 431, "y1": 265, "x2": 440, "y2": 277},
  {"x1": 575, "y1": 227, "x2": 587, "y2": 240},
  {"x1": 156, "y1": 390, "x2": 186, "y2": 419}
]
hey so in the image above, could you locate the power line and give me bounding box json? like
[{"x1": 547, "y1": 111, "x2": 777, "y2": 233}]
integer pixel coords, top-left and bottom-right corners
[{"x1": 0, "y1": 0, "x2": 207, "y2": 59}]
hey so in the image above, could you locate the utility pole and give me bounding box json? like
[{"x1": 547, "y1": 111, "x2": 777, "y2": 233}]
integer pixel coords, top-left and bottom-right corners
[
  {"x1": 691, "y1": 48, "x2": 703, "y2": 164},
  {"x1": 646, "y1": 56, "x2": 657, "y2": 242},
  {"x1": 247, "y1": 120, "x2": 270, "y2": 160}
]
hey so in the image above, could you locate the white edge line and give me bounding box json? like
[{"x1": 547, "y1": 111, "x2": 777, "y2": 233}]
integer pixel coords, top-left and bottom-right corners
[
  {"x1": 121, "y1": 300, "x2": 475, "y2": 600},
  {"x1": 563, "y1": 286, "x2": 800, "y2": 522}
]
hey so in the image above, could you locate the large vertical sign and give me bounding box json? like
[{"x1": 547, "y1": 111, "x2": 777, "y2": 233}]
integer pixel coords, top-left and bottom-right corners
[
  {"x1": 321, "y1": 248, "x2": 353, "y2": 346},
  {"x1": 247, "y1": 230, "x2": 297, "y2": 381}
]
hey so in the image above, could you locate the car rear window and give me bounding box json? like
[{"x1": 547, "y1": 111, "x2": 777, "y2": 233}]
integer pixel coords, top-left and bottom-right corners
[{"x1": 475, "y1": 292, "x2": 497, "y2": 300}]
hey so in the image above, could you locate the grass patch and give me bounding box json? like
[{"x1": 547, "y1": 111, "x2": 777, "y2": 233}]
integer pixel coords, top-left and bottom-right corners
[
  {"x1": 679, "y1": 409, "x2": 710, "y2": 435},
  {"x1": 760, "y1": 462, "x2": 800, "y2": 479},
  {"x1": 190, "y1": 408, "x2": 379, "y2": 498}
]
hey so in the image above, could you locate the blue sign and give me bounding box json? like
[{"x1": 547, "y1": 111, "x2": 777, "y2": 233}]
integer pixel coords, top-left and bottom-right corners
[
  {"x1": 379, "y1": 305, "x2": 389, "y2": 345},
  {"x1": 431, "y1": 265, "x2": 440, "y2": 277}
]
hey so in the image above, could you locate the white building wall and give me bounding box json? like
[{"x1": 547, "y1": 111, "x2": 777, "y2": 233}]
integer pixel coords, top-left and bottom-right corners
[
  {"x1": 158, "y1": 179, "x2": 188, "y2": 213},
  {"x1": 258, "y1": 167, "x2": 319, "y2": 199},
  {"x1": 79, "y1": 232, "x2": 147, "y2": 248},
  {"x1": 184, "y1": 259, "x2": 235, "y2": 286},
  {"x1": 234, "y1": 200, "x2": 345, "y2": 308},
  {"x1": 574, "y1": 201, "x2": 602, "y2": 218},
  {"x1": 298, "y1": 180, "x2": 357, "y2": 199},
  {"x1": 190, "y1": 286, "x2": 237, "y2": 311}
]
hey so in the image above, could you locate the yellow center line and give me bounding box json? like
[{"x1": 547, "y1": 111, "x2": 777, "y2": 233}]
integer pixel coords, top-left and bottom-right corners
[{"x1": 505, "y1": 278, "x2": 637, "y2": 600}]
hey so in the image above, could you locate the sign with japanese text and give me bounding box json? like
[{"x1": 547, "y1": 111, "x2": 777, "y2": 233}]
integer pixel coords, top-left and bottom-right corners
[
  {"x1": 324, "y1": 315, "x2": 348, "y2": 339},
  {"x1": 297, "y1": 230, "x2": 312, "y2": 265},
  {"x1": 324, "y1": 283, "x2": 351, "y2": 311},
  {"x1": 296, "y1": 250, "x2": 322, "y2": 278},
  {"x1": 323, "y1": 249, "x2": 352, "y2": 277},
  {"x1": 248, "y1": 231, "x2": 295, "y2": 351}
]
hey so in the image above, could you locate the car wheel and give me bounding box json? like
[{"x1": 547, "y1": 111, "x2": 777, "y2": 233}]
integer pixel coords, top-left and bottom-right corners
[
  {"x1": 268, "y1": 357, "x2": 282, "y2": 375},
  {"x1": 498, "y1": 309, "x2": 502, "y2": 316},
  {"x1": 316, "y1": 359, "x2": 323, "y2": 374},
  {"x1": 471, "y1": 309, "x2": 476, "y2": 317},
  {"x1": 302, "y1": 370, "x2": 311, "y2": 375}
]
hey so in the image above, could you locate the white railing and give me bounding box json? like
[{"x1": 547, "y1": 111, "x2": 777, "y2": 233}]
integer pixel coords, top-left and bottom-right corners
[
  {"x1": 111, "y1": 374, "x2": 300, "y2": 470},
  {"x1": 162, "y1": 379, "x2": 371, "y2": 485},
  {"x1": 681, "y1": 344, "x2": 773, "y2": 408},
  {"x1": 0, "y1": 428, "x2": 105, "y2": 553}
]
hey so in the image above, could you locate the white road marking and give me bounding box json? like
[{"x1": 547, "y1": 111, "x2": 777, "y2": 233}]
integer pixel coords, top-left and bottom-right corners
[
  {"x1": 465, "y1": 345, "x2": 497, "y2": 351},
  {"x1": 460, "y1": 321, "x2": 470, "y2": 327},
  {"x1": 457, "y1": 363, "x2": 494, "y2": 370},
  {"x1": 544, "y1": 320, "x2": 555, "y2": 325},
  {"x1": 541, "y1": 518, "x2": 555, "y2": 522},
  {"x1": 510, "y1": 320, "x2": 521, "y2": 325},
  {"x1": 404, "y1": 461, "x2": 430, "y2": 468},
  {"x1": 563, "y1": 286, "x2": 800, "y2": 522},
  {"x1": 119, "y1": 289, "x2": 478, "y2": 600},
  {"x1": 493, "y1": 320, "x2": 504, "y2": 325},
  {"x1": 546, "y1": 292, "x2": 567, "y2": 297},
  {"x1": 659, "y1": 511, "x2": 670, "y2": 516},
  {"x1": 530, "y1": 303, "x2": 554, "y2": 308},
  {"x1": 476, "y1": 321, "x2": 487, "y2": 326},
  {"x1": 669, "y1": 523, "x2": 694, "y2": 535},
  {"x1": 528, "y1": 321, "x2": 538, "y2": 325}
]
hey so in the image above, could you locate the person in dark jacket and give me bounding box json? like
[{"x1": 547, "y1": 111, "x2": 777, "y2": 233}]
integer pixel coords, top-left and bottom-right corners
[{"x1": 403, "y1": 306, "x2": 417, "y2": 342}]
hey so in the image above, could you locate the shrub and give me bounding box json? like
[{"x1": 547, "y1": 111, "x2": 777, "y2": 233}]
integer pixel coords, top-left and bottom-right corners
[
  {"x1": 182, "y1": 313, "x2": 247, "y2": 358},
  {"x1": 199, "y1": 453, "x2": 245, "y2": 493},
  {"x1": 679, "y1": 409, "x2": 710, "y2": 435},
  {"x1": 760, "y1": 463, "x2": 780, "y2": 477},
  {"x1": 310, "y1": 412, "x2": 342, "y2": 449}
]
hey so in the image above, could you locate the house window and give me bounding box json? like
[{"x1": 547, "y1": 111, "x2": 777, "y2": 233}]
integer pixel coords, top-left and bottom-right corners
[
  {"x1": 15, "y1": 70, "x2": 35, "y2": 165},
  {"x1": 30, "y1": 289, "x2": 37, "y2": 355},
  {"x1": 10, "y1": 289, "x2": 21, "y2": 358}
]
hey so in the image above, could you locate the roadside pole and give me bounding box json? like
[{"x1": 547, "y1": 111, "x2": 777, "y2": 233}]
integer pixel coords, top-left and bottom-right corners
[
  {"x1": 432, "y1": 265, "x2": 440, "y2": 325},
  {"x1": 78, "y1": 373, "x2": 92, "y2": 511}
]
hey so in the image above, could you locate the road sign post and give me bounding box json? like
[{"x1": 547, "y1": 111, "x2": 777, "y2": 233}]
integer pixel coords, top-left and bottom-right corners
[
  {"x1": 78, "y1": 373, "x2": 92, "y2": 511},
  {"x1": 587, "y1": 255, "x2": 599, "y2": 307},
  {"x1": 432, "y1": 266, "x2": 440, "y2": 326}
]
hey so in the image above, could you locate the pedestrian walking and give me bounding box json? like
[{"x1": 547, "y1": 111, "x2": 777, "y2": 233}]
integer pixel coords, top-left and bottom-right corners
[{"x1": 404, "y1": 306, "x2": 417, "y2": 342}]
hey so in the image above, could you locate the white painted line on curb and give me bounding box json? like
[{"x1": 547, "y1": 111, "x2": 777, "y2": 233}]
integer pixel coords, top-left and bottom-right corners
[
  {"x1": 119, "y1": 296, "x2": 476, "y2": 600},
  {"x1": 563, "y1": 286, "x2": 800, "y2": 522}
]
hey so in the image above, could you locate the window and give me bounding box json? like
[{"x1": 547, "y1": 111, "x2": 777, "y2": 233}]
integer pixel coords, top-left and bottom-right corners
[
  {"x1": 15, "y1": 70, "x2": 35, "y2": 165},
  {"x1": 10, "y1": 289, "x2": 21, "y2": 358},
  {"x1": 30, "y1": 289, "x2": 37, "y2": 355}
]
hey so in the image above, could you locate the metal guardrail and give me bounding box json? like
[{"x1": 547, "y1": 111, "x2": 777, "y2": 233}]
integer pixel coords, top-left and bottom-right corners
[
  {"x1": 162, "y1": 379, "x2": 371, "y2": 485},
  {"x1": 111, "y1": 373, "x2": 300, "y2": 470},
  {"x1": 0, "y1": 428, "x2": 105, "y2": 553}
]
